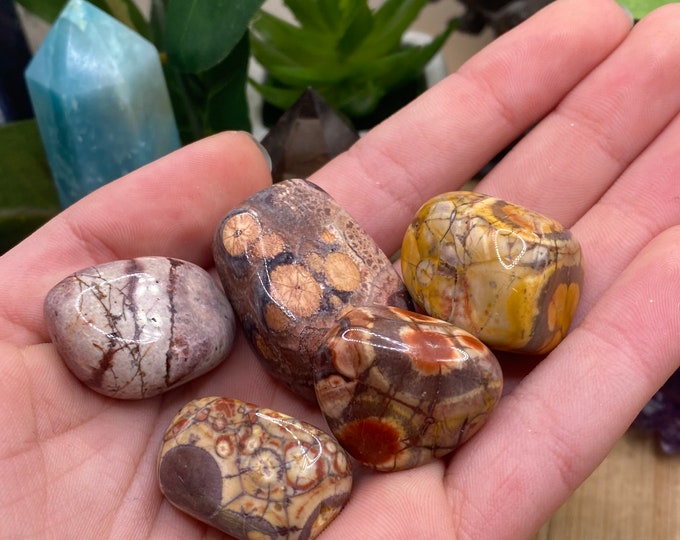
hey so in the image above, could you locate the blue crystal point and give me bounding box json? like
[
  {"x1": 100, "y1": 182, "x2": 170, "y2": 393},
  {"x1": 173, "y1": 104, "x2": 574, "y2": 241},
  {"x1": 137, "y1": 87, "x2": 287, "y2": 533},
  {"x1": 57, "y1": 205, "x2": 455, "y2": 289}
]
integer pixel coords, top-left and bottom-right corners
[{"x1": 25, "y1": 0, "x2": 180, "y2": 207}]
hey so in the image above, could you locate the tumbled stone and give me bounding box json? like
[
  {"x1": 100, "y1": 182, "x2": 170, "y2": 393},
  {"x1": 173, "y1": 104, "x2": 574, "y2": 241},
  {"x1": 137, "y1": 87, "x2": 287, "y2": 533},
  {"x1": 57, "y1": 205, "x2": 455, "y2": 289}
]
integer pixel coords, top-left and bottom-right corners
[
  {"x1": 314, "y1": 305, "x2": 502, "y2": 471},
  {"x1": 213, "y1": 178, "x2": 412, "y2": 402},
  {"x1": 401, "y1": 191, "x2": 583, "y2": 354},
  {"x1": 44, "y1": 256, "x2": 235, "y2": 399},
  {"x1": 158, "y1": 396, "x2": 352, "y2": 539}
]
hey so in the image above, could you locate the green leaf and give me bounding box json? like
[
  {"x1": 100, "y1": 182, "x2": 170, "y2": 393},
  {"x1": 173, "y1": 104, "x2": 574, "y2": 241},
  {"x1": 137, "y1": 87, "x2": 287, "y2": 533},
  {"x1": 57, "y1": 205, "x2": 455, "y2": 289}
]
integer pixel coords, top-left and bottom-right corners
[
  {"x1": 96, "y1": 0, "x2": 151, "y2": 39},
  {"x1": 166, "y1": 32, "x2": 253, "y2": 143},
  {"x1": 251, "y1": 0, "x2": 454, "y2": 122},
  {"x1": 362, "y1": 19, "x2": 457, "y2": 92},
  {"x1": 203, "y1": 33, "x2": 252, "y2": 133},
  {"x1": 149, "y1": 0, "x2": 168, "y2": 50},
  {"x1": 336, "y1": 0, "x2": 373, "y2": 58},
  {"x1": 282, "y1": 0, "x2": 328, "y2": 31},
  {"x1": 318, "y1": 0, "x2": 343, "y2": 32},
  {"x1": 14, "y1": 0, "x2": 65, "y2": 23},
  {"x1": 16, "y1": 0, "x2": 150, "y2": 38},
  {"x1": 338, "y1": 18, "x2": 457, "y2": 116},
  {"x1": 617, "y1": 0, "x2": 675, "y2": 19},
  {"x1": 248, "y1": 78, "x2": 305, "y2": 111},
  {"x1": 364, "y1": 0, "x2": 429, "y2": 56},
  {"x1": 250, "y1": 10, "x2": 335, "y2": 65},
  {"x1": 164, "y1": 67, "x2": 205, "y2": 144},
  {"x1": 251, "y1": 37, "x2": 340, "y2": 87},
  {"x1": 327, "y1": 80, "x2": 382, "y2": 117},
  {"x1": 0, "y1": 120, "x2": 60, "y2": 253},
  {"x1": 166, "y1": 0, "x2": 264, "y2": 72},
  {"x1": 258, "y1": 62, "x2": 350, "y2": 87}
]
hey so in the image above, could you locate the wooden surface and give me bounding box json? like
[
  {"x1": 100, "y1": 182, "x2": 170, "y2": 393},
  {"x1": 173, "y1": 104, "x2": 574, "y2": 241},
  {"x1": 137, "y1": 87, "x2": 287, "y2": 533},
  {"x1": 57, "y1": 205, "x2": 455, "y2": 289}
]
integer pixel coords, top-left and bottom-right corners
[{"x1": 534, "y1": 432, "x2": 680, "y2": 540}]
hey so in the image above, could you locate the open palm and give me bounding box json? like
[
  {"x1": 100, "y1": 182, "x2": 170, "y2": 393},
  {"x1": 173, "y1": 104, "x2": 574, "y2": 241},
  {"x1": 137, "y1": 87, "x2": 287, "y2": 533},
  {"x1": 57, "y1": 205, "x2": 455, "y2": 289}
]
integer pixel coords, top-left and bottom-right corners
[{"x1": 2, "y1": 1, "x2": 680, "y2": 538}]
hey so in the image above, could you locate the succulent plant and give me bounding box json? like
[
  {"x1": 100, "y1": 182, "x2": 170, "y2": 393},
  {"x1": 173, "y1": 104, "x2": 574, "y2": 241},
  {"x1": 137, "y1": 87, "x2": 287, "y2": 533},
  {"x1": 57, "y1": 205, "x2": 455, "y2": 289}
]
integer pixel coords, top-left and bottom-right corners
[
  {"x1": 618, "y1": 0, "x2": 675, "y2": 19},
  {"x1": 249, "y1": 0, "x2": 457, "y2": 121}
]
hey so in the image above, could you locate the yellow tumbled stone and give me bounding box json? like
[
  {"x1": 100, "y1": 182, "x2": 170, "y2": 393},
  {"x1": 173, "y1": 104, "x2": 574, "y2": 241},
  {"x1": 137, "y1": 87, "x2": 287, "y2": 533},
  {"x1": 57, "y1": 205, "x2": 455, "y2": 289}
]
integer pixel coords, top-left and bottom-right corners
[{"x1": 401, "y1": 191, "x2": 584, "y2": 354}]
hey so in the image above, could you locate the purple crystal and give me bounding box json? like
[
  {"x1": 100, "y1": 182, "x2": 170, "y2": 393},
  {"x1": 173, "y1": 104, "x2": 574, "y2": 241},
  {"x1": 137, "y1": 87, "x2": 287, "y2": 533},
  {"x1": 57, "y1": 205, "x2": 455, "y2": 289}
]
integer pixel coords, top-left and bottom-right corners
[{"x1": 633, "y1": 369, "x2": 680, "y2": 454}]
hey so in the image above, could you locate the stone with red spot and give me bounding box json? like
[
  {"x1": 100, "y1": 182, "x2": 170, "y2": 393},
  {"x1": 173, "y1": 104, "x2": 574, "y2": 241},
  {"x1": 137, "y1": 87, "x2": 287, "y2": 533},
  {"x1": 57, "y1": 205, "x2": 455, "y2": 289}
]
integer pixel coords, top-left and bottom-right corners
[
  {"x1": 314, "y1": 305, "x2": 503, "y2": 471},
  {"x1": 158, "y1": 396, "x2": 353, "y2": 539}
]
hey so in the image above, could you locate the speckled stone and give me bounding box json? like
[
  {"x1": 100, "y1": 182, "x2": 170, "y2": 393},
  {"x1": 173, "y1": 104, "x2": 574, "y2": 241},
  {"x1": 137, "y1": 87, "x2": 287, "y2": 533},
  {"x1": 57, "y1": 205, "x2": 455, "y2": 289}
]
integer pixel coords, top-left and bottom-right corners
[
  {"x1": 213, "y1": 178, "x2": 412, "y2": 402},
  {"x1": 401, "y1": 191, "x2": 583, "y2": 354},
  {"x1": 158, "y1": 396, "x2": 353, "y2": 539},
  {"x1": 44, "y1": 257, "x2": 235, "y2": 399},
  {"x1": 314, "y1": 305, "x2": 503, "y2": 471}
]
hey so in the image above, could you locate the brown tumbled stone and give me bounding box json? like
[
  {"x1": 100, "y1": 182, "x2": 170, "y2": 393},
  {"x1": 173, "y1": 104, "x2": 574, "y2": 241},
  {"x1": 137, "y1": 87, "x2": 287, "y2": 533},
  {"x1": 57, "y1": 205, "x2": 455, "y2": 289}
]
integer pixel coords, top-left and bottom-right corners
[
  {"x1": 314, "y1": 305, "x2": 503, "y2": 471},
  {"x1": 213, "y1": 178, "x2": 412, "y2": 401},
  {"x1": 157, "y1": 396, "x2": 353, "y2": 539},
  {"x1": 44, "y1": 257, "x2": 235, "y2": 399}
]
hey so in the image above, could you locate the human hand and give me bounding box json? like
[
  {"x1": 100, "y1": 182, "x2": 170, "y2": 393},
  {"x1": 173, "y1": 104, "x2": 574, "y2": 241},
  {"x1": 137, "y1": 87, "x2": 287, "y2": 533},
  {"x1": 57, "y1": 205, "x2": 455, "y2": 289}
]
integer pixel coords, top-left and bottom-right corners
[{"x1": 2, "y1": 0, "x2": 679, "y2": 538}]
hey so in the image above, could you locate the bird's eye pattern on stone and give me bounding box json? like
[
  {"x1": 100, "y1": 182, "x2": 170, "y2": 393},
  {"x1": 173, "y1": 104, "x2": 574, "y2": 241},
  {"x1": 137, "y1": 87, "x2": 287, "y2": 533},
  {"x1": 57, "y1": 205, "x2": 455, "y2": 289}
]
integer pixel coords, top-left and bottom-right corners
[
  {"x1": 158, "y1": 397, "x2": 352, "y2": 540},
  {"x1": 314, "y1": 305, "x2": 503, "y2": 471},
  {"x1": 212, "y1": 178, "x2": 412, "y2": 402},
  {"x1": 401, "y1": 191, "x2": 583, "y2": 354}
]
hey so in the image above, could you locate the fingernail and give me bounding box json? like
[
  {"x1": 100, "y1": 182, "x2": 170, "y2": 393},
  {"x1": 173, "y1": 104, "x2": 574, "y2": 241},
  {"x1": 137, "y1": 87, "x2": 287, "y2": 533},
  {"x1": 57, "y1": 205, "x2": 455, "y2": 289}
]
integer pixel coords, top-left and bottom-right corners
[{"x1": 241, "y1": 131, "x2": 272, "y2": 172}]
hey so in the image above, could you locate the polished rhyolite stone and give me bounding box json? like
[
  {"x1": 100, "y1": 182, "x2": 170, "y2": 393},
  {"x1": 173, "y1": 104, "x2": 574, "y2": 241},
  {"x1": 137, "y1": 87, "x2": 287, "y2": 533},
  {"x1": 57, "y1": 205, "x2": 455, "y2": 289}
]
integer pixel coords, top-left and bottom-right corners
[
  {"x1": 158, "y1": 396, "x2": 353, "y2": 539},
  {"x1": 24, "y1": 0, "x2": 180, "y2": 207},
  {"x1": 213, "y1": 178, "x2": 412, "y2": 402},
  {"x1": 44, "y1": 257, "x2": 235, "y2": 399},
  {"x1": 315, "y1": 305, "x2": 503, "y2": 471},
  {"x1": 401, "y1": 191, "x2": 583, "y2": 354}
]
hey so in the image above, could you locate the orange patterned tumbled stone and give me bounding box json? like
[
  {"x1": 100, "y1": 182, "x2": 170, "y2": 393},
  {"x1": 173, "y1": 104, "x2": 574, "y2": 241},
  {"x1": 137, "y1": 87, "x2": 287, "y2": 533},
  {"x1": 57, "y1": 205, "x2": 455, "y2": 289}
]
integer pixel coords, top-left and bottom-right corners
[
  {"x1": 213, "y1": 179, "x2": 412, "y2": 402},
  {"x1": 401, "y1": 191, "x2": 583, "y2": 354},
  {"x1": 314, "y1": 306, "x2": 503, "y2": 471},
  {"x1": 158, "y1": 397, "x2": 352, "y2": 539}
]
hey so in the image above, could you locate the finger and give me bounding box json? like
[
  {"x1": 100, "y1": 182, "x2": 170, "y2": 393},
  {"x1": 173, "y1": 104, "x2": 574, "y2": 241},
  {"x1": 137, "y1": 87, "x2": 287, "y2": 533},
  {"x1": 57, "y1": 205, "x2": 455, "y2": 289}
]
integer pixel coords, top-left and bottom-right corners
[
  {"x1": 0, "y1": 131, "x2": 272, "y2": 345},
  {"x1": 311, "y1": 0, "x2": 632, "y2": 256},
  {"x1": 573, "y1": 108, "x2": 680, "y2": 322},
  {"x1": 479, "y1": 4, "x2": 680, "y2": 226},
  {"x1": 446, "y1": 225, "x2": 680, "y2": 539},
  {"x1": 322, "y1": 462, "x2": 453, "y2": 539}
]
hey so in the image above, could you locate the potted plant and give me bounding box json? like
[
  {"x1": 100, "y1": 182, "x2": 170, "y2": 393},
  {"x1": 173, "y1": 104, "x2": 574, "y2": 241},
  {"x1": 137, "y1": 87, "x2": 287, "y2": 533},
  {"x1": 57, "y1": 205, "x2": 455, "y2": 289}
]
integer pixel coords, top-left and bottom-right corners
[
  {"x1": 249, "y1": 0, "x2": 457, "y2": 131},
  {"x1": 1, "y1": 0, "x2": 459, "y2": 251}
]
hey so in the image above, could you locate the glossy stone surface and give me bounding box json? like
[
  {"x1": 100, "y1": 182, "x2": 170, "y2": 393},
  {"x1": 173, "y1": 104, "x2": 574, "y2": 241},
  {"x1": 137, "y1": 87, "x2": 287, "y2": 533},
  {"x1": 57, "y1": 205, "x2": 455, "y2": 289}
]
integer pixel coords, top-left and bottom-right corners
[
  {"x1": 24, "y1": 0, "x2": 180, "y2": 207},
  {"x1": 401, "y1": 191, "x2": 583, "y2": 354},
  {"x1": 314, "y1": 305, "x2": 502, "y2": 471},
  {"x1": 213, "y1": 178, "x2": 412, "y2": 402},
  {"x1": 44, "y1": 257, "x2": 235, "y2": 399},
  {"x1": 158, "y1": 396, "x2": 352, "y2": 539}
]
